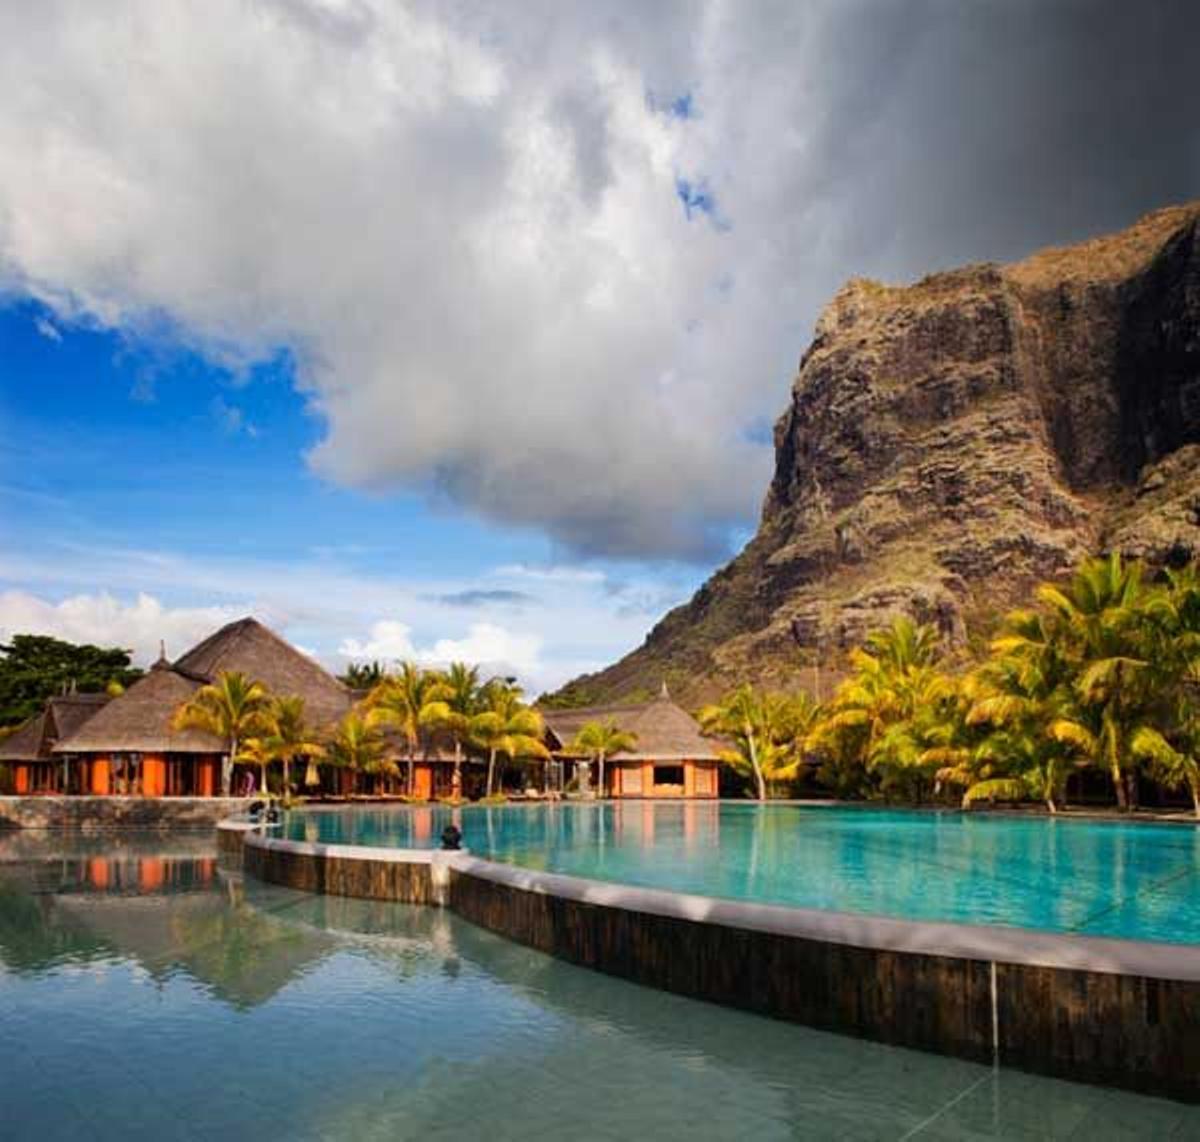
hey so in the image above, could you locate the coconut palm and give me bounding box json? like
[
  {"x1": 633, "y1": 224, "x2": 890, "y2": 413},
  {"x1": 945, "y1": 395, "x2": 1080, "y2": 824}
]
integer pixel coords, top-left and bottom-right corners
[
  {"x1": 339, "y1": 661, "x2": 386, "y2": 689},
  {"x1": 234, "y1": 737, "x2": 275, "y2": 800},
  {"x1": 1131, "y1": 725, "x2": 1200, "y2": 818},
  {"x1": 261, "y1": 695, "x2": 326, "y2": 798},
  {"x1": 1033, "y1": 554, "x2": 1158, "y2": 809},
  {"x1": 953, "y1": 643, "x2": 1074, "y2": 812},
  {"x1": 424, "y1": 662, "x2": 481, "y2": 798},
  {"x1": 327, "y1": 711, "x2": 384, "y2": 797},
  {"x1": 471, "y1": 681, "x2": 549, "y2": 796},
  {"x1": 805, "y1": 618, "x2": 955, "y2": 802},
  {"x1": 699, "y1": 684, "x2": 777, "y2": 801},
  {"x1": 365, "y1": 662, "x2": 443, "y2": 795},
  {"x1": 570, "y1": 719, "x2": 637, "y2": 799},
  {"x1": 173, "y1": 671, "x2": 273, "y2": 796}
]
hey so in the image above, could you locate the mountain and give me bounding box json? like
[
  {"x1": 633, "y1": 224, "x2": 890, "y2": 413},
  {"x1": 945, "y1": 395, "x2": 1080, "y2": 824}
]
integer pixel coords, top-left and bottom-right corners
[{"x1": 551, "y1": 202, "x2": 1200, "y2": 708}]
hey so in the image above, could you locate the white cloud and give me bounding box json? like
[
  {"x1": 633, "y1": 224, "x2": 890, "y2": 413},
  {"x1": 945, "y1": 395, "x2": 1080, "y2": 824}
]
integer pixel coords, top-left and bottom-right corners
[
  {"x1": 33, "y1": 315, "x2": 61, "y2": 341},
  {"x1": 340, "y1": 618, "x2": 543, "y2": 683},
  {"x1": 338, "y1": 620, "x2": 416, "y2": 662},
  {"x1": 0, "y1": 590, "x2": 245, "y2": 665}
]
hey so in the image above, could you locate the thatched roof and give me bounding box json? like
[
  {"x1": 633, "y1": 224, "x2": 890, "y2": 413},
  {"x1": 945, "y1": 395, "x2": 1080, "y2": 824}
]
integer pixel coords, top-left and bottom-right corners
[
  {"x1": 173, "y1": 617, "x2": 350, "y2": 725},
  {"x1": 542, "y1": 692, "x2": 722, "y2": 761},
  {"x1": 0, "y1": 694, "x2": 110, "y2": 762},
  {"x1": 54, "y1": 617, "x2": 354, "y2": 756},
  {"x1": 53, "y1": 666, "x2": 217, "y2": 754}
]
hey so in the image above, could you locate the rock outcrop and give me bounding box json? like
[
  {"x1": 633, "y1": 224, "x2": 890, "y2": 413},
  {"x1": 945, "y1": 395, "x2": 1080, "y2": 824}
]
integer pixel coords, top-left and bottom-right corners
[{"x1": 553, "y1": 203, "x2": 1200, "y2": 707}]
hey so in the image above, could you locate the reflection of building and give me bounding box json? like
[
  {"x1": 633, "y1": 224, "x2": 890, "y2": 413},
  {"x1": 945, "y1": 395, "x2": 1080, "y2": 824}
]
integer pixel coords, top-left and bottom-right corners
[
  {"x1": 1, "y1": 618, "x2": 351, "y2": 797},
  {"x1": 542, "y1": 689, "x2": 721, "y2": 798}
]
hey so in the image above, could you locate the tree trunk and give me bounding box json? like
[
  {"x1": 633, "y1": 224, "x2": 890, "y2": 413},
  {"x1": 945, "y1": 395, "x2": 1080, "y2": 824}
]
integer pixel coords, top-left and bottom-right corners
[
  {"x1": 407, "y1": 757, "x2": 414, "y2": 797},
  {"x1": 224, "y1": 735, "x2": 237, "y2": 797},
  {"x1": 598, "y1": 751, "x2": 606, "y2": 799},
  {"x1": 1111, "y1": 760, "x2": 1128, "y2": 810},
  {"x1": 487, "y1": 748, "x2": 496, "y2": 796},
  {"x1": 1046, "y1": 797, "x2": 1057, "y2": 814},
  {"x1": 1191, "y1": 779, "x2": 1200, "y2": 820},
  {"x1": 746, "y1": 722, "x2": 766, "y2": 802},
  {"x1": 453, "y1": 739, "x2": 462, "y2": 800}
]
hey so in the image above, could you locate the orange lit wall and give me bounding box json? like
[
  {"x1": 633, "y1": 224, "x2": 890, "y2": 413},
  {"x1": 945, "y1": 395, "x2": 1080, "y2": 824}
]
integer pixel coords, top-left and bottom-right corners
[
  {"x1": 413, "y1": 765, "x2": 433, "y2": 800},
  {"x1": 14, "y1": 765, "x2": 29, "y2": 794},
  {"x1": 197, "y1": 758, "x2": 216, "y2": 796},
  {"x1": 142, "y1": 756, "x2": 166, "y2": 797},
  {"x1": 90, "y1": 758, "x2": 111, "y2": 795}
]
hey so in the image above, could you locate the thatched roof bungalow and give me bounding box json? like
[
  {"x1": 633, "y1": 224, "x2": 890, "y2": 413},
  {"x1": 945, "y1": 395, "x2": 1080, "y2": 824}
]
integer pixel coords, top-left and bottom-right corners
[
  {"x1": 0, "y1": 693, "x2": 111, "y2": 794},
  {"x1": 541, "y1": 688, "x2": 721, "y2": 798},
  {"x1": 47, "y1": 617, "x2": 353, "y2": 797}
]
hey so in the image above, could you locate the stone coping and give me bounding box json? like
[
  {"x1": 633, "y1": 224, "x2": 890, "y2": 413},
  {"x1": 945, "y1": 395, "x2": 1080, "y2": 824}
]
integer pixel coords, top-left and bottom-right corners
[{"x1": 237, "y1": 828, "x2": 1200, "y2": 983}]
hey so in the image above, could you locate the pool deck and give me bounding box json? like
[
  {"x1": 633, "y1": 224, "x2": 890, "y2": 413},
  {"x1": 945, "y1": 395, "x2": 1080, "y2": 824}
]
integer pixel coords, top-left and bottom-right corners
[{"x1": 226, "y1": 821, "x2": 1200, "y2": 1103}]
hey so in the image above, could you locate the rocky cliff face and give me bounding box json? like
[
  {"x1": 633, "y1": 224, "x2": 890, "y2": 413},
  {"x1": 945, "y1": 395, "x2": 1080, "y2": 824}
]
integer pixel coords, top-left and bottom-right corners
[{"x1": 553, "y1": 203, "x2": 1200, "y2": 708}]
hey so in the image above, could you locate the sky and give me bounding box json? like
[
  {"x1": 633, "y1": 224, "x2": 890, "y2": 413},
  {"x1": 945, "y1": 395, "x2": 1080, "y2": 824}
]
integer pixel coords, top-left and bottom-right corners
[{"x1": 1, "y1": 0, "x2": 1198, "y2": 694}]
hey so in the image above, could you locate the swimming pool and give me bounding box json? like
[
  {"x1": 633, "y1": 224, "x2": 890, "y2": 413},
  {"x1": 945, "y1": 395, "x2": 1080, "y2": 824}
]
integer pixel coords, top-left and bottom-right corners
[
  {"x1": 283, "y1": 802, "x2": 1200, "y2": 944},
  {"x1": 4, "y1": 834, "x2": 1199, "y2": 1139}
]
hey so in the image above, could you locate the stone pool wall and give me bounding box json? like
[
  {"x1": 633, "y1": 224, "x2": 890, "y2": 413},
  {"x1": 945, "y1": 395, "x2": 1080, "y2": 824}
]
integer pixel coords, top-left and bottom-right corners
[
  {"x1": 226, "y1": 825, "x2": 1200, "y2": 1103},
  {"x1": 242, "y1": 834, "x2": 437, "y2": 905},
  {"x1": 0, "y1": 796, "x2": 244, "y2": 831}
]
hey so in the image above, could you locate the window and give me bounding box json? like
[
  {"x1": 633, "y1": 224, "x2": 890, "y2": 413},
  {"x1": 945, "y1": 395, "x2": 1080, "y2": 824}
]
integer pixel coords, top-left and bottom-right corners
[{"x1": 653, "y1": 765, "x2": 684, "y2": 788}]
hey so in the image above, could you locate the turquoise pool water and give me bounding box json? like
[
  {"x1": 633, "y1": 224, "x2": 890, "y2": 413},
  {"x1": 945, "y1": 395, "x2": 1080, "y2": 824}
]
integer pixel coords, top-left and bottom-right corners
[
  {"x1": 283, "y1": 802, "x2": 1200, "y2": 944},
  {"x1": 3, "y1": 834, "x2": 1199, "y2": 1140}
]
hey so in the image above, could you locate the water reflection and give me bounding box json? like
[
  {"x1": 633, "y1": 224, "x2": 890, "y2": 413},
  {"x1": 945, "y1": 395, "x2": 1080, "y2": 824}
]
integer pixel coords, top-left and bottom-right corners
[{"x1": 2, "y1": 839, "x2": 1199, "y2": 1140}]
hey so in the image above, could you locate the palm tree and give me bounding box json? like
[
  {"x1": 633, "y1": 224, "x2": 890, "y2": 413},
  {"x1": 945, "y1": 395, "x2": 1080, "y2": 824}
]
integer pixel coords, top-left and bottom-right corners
[
  {"x1": 339, "y1": 661, "x2": 386, "y2": 689},
  {"x1": 260, "y1": 695, "x2": 326, "y2": 799},
  {"x1": 570, "y1": 718, "x2": 637, "y2": 799},
  {"x1": 327, "y1": 711, "x2": 384, "y2": 797},
  {"x1": 1033, "y1": 553, "x2": 1157, "y2": 809},
  {"x1": 805, "y1": 618, "x2": 954, "y2": 803},
  {"x1": 365, "y1": 662, "x2": 443, "y2": 795},
  {"x1": 1131, "y1": 725, "x2": 1200, "y2": 818},
  {"x1": 951, "y1": 643, "x2": 1074, "y2": 813},
  {"x1": 424, "y1": 662, "x2": 481, "y2": 799},
  {"x1": 173, "y1": 671, "x2": 273, "y2": 796},
  {"x1": 700, "y1": 686, "x2": 771, "y2": 801},
  {"x1": 471, "y1": 681, "x2": 549, "y2": 796},
  {"x1": 234, "y1": 737, "x2": 275, "y2": 800}
]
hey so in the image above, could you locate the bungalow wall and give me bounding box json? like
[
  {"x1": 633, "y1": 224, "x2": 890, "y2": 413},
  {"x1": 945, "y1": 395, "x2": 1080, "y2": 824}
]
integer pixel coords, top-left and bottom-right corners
[
  {"x1": 70, "y1": 754, "x2": 220, "y2": 797},
  {"x1": 610, "y1": 759, "x2": 718, "y2": 799}
]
